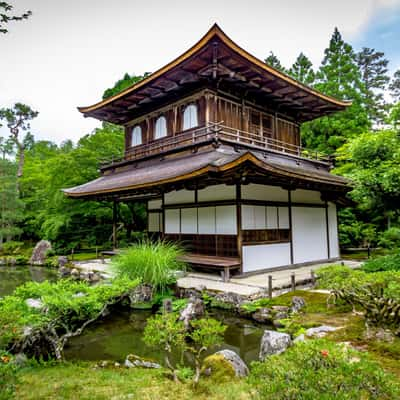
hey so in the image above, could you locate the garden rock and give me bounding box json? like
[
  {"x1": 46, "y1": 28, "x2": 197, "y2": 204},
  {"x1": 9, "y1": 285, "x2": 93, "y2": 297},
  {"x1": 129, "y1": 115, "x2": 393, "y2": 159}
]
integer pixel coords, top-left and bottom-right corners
[
  {"x1": 59, "y1": 266, "x2": 70, "y2": 277},
  {"x1": 259, "y1": 330, "x2": 292, "y2": 360},
  {"x1": 213, "y1": 349, "x2": 249, "y2": 377},
  {"x1": 124, "y1": 354, "x2": 161, "y2": 369},
  {"x1": 271, "y1": 305, "x2": 289, "y2": 313},
  {"x1": 30, "y1": 240, "x2": 52, "y2": 265},
  {"x1": 305, "y1": 325, "x2": 339, "y2": 338},
  {"x1": 293, "y1": 334, "x2": 305, "y2": 343},
  {"x1": 291, "y1": 296, "x2": 306, "y2": 313},
  {"x1": 58, "y1": 256, "x2": 68, "y2": 268},
  {"x1": 252, "y1": 308, "x2": 273, "y2": 323},
  {"x1": 129, "y1": 284, "x2": 153, "y2": 305},
  {"x1": 70, "y1": 268, "x2": 80, "y2": 279},
  {"x1": 179, "y1": 297, "x2": 205, "y2": 328},
  {"x1": 25, "y1": 298, "x2": 43, "y2": 309},
  {"x1": 11, "y1": 353, "x2": 28, "y2": 368}
]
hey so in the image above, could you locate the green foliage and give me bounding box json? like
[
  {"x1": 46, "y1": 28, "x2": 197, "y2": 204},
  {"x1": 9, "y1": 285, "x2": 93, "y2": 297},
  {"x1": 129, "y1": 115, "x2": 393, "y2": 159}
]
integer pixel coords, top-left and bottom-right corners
[
  {"x1": 0, "y1": 2, "x2": 31, "y2": 34},
  {"x1": 189, "y1": 318, "x2": 226, "y2": 350},
  {"x1": 264, "y1": 51, "x2": 285, "y2": 72},
  {"x1": 288, "y1": 52, "x2": 315, "y2": 85},
  {"x1": 378, "y1": 227, "x2": 400, "y2": 250},
  {"x1": 302, "y1": 28, "x2": 370, "y2": 154},
  {"x1": 112, "y1": 240, "x2": 186, "y2": 292},
  {"x1": 249, "y1": 339, "x2": 400, "y2": 399},
  {"x1": 0, "y1": 351, "x2": 18, "y2": 400},
  {"x1": 239, "y1": 298, "x2": 272, "y2": 313},
  {"x1": 172, "y1": 298, "x2": 189, "y2": 312},
  {"x1": 389, "y1": 69, "x2": 400, "y2": 102},
  {"x1": 362, "y1": 252, "x2": 400, "y2": 273},
  {"x1": 336, "y1": 129, "x2": 400, "y2": 223},
  {"x1": 0, "y1": 240, "x2": 23, "y2": 255},
  {"x1": 201, "y1": 353, "x2": 236, "y2": 382},
  {"x1": 0, "y1": 277, "x2": 140, "y2": 351},
  {"x1": 102, "y1": 72, "x2": 151, "y2": 99}
]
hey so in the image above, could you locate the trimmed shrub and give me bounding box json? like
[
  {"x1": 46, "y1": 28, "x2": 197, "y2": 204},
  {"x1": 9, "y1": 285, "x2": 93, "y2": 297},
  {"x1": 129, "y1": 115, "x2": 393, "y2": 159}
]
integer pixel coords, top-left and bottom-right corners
[
  {"x1": 249, "y1": 340, "x2": 400, "y2": 399},
  {"x1": 362, "y1": 252, "x2": 400, "y2": 272}
]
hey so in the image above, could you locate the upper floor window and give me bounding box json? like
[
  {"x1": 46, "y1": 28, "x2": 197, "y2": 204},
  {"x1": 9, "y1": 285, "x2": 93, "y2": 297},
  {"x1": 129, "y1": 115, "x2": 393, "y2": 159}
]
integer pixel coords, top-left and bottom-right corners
[
  {"x1": 131, "y1": 125, "x2": 142, "y2": 146},
  {"x1": 183, "y1": 104, "x2": 198, "y2": 130},
  {"x1": 154, "y1": 115, "x2": 167, "y2": 139}
]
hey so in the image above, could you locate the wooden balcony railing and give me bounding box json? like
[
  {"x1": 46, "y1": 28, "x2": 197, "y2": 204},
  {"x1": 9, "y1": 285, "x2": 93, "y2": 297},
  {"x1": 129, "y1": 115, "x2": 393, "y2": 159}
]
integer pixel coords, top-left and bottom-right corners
[{"x1": 100, "y1": 122, "x2": 331, "y2": 169}]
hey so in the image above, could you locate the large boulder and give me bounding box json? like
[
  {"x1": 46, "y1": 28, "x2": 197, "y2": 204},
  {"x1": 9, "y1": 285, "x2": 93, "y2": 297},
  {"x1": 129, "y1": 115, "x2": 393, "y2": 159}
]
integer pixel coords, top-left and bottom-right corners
[
  {"x1": 179, "y1": 297, "x2": 205, "y2": 329},
  {"x1": 202, "y1": 350, "x2": 248, "y2": 381},
  {"x1": 30, "y1": 240, "x2": 52, "y2": 265},
  {"x1": 129, "y1": 284, "x2": 153, "y2": 307},
  {"x1": 214, "y1": 350, "x2": 249, "y2": 377},
  {"x1": 25, "y1": 298, "x2": 43, "y2": 309},
  {"x1": 259, "y1": 330, "x2": 292, "y2": 360}
]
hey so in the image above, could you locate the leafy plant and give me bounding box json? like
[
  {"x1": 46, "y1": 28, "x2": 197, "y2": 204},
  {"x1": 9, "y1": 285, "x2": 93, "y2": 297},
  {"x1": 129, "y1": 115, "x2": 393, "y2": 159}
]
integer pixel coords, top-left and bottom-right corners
[
  {"x1": 249, "y1": 340, "x2": 400, "y2": 399},
  {"x1": 362, "y1": 252, "x2": 400, "y2": 272},
  {"x1": 112, "y1": 240, "x2": 186, "y2": 292}
]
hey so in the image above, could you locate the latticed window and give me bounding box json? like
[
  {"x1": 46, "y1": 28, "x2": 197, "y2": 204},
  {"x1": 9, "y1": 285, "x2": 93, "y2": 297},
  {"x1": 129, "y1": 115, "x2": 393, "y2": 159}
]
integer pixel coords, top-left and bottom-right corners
[
  {"x1": 183, "y1": 104, "x2": 198, "y2": 130},
  {"x1": 155, "y1": 116, "x2": 167, "y2": 139},
  {"x1": 131, "y1": 125, "x2": 142, "y2": 146}
]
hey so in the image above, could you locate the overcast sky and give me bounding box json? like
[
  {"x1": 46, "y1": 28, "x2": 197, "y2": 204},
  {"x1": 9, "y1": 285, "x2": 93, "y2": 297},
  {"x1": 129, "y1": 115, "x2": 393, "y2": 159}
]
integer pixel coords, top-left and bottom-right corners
[{"x1": 1, "y1": 0, "x2": 400, "y2": 144}]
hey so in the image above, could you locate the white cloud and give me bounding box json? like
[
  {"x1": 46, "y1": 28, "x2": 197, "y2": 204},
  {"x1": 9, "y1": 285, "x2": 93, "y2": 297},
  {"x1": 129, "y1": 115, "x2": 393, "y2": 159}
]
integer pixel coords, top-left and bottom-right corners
[{"x1": 0, "y1": 0, "x2": 398, "y2": 143}]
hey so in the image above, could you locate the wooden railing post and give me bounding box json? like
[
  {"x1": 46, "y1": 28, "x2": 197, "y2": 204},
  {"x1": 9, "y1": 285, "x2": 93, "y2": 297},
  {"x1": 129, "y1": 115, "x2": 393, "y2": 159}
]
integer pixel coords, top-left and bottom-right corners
[
  {"x1": 291, "y1": 272, "x2": 296, "y2": 292},
  {"x1": 310, "y1": 269, "x2": 316, "y2": 287},
  {"x1": 268, "y1": 275, "x2": 273, "y2": 299}
]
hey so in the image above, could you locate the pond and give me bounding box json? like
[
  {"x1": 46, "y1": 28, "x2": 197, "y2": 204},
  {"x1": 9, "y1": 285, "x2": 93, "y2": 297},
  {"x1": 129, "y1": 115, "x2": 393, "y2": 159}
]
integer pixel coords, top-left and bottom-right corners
[
  {"x1": 64, "y1": 308, "x2": 266, "y2": 366},
  {"x1": 0, "y1": 265, "x2": 59, "y2": 297}
]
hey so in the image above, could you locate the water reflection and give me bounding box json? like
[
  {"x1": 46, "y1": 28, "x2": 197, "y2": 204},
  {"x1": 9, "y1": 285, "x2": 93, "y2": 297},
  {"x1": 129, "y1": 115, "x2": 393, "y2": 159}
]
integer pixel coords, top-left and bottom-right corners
[
  {"x1": 64, "y1": 309, "x2": 266, "y2": 366},
  {"x1": 0, "y1": 265, "x2": 59, "y2": 296}
]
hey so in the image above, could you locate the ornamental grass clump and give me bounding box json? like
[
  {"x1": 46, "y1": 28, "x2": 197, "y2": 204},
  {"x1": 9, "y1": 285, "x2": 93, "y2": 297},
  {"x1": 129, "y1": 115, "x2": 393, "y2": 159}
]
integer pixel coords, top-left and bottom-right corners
[{"x1": 112, "y1": 240, "x2": 186, "y2": 292}]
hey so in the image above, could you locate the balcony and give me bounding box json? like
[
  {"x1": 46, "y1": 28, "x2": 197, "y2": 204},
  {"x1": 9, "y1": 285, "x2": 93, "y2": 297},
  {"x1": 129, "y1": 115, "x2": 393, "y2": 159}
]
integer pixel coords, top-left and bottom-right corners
[{"x1": 100, "y1": 122, "x2": 331, "y2": 170}]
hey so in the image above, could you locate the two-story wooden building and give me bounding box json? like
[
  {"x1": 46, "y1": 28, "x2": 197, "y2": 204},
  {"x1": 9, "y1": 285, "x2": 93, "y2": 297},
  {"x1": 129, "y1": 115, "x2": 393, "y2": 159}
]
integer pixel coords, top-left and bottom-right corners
[{"x1": 64, "y1": 24, "x2": 351, "y2": 277}]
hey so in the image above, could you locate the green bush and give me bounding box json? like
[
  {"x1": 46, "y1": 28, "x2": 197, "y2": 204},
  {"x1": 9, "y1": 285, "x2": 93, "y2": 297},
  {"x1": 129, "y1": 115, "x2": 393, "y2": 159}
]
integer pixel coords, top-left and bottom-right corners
[
  {"x1": 0, "y1": 277, "x2": 140, "y2": 354},
  {"x1": 112, "y1": 240, "x2": 186, "y2": 292},
  {"x1": 249, "y1": 340, "x2": 400, "y2": 399},
  {"x1": 0, "y1": 352, "x2": 18, "y2": 400},
  {"x1": 0, "y1": 241, "x2": 24, "y2": 255},
  {"x1": 362, "y1": 252, "x2": 400, "y2": 272},
  {"x1": 378, "y1": 227, "x2": 400, "y2": 250}
]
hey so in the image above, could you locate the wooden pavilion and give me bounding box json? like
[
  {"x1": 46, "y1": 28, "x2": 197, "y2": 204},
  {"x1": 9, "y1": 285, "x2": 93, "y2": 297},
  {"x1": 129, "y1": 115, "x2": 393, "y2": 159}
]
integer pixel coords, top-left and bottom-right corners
[{"x1": 64, "y1": 24, "x2": 351, "y2": 277}]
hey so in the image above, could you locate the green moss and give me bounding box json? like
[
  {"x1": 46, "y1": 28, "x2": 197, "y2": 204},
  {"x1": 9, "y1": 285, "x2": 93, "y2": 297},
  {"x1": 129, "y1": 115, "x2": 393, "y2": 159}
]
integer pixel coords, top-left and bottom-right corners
[{"x1": 201, "y1": 354, "x2": 236, "y2": 382}]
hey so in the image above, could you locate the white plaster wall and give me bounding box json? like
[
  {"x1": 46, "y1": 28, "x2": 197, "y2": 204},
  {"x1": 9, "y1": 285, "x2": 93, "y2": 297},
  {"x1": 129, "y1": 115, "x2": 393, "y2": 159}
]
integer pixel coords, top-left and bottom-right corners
[
  {"x1": 241, "y1": 184, "x2": 288, "y2": 201},
  {"x1": 198, "y1": 207, "x2": 216, "y2": 234},
  {"x1": 216, "y1": 205, "x2": 237, "y2": 234},
  {"x1": 198, "y1": 184, "x2": 236, "y2": 202},
  {"x1": 278, "y1": 207, "x2": 290, "y2": 229},
  {"x1": 292, "y1": 207, "x2": 328, "y2": 263},
  {"x1": 241, "y1": 205, "x2": 266, "y2": 229},
  {"x1": 181, "y1": 208, "x2": 197, "y2": 234},
  {"x1": 242, "y1": 243, "x2": 291, "y2": 272},
  {"x1": 165, "y1": 209, "x2": 180, "y2": 233},
  {"x1": 291, "y1": 189, "x2": 323, "y2": 204},
  {"x1": 148, "y1": 199, "x2": 162, "y2": 210},
  {"x1": 328, "y1": 202, "x2": 340, "y2": 258},
  {"x1": 148, "y1": 212, "x2": 161, "y2": 232},
  {"x1": 266, "y1": 206, "x2": 278, "y2": 229},
  {"x1": 164, "y1": 189, "x2": 195, "y2": 205}
]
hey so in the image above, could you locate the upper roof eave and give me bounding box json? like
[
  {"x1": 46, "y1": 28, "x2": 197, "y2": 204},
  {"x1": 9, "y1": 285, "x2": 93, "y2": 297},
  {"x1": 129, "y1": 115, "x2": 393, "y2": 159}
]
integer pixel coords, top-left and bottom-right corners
[{"x1": 77, "y1": 24, "x2": 351, "y2": 118}]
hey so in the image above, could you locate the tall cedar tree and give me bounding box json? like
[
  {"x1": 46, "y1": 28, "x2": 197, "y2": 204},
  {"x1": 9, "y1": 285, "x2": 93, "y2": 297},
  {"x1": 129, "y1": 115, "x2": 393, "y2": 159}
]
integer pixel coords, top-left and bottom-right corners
[
  {"x1": 301, "y1": 28, "x2": 370, "y2": 154},
  {"x1": 264, "y1": 51, "x2": 286, "y2": 72},
  {"x1": 0, "y1": 2, "x2": 31, "y2": 34},
  {"x1": 356, "y1": 47, "x2": 390, "y2": 123},
  {"x1": 389, "y1": 70, "x2": 400, "y2": 102},
  {"x1": 288, "y1": 52, "x2": 315, "y2": 86}
]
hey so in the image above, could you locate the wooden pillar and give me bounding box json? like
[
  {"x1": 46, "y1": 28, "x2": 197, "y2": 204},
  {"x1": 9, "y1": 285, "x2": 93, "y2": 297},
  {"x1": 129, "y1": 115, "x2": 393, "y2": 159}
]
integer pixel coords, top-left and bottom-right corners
[
  {"x1": 236, "y1": 183, "x2": 243, "y2": 274},
  {"x1": 288, "y1": 189, "x2": 294, "y2": 265},
  {"x1": 112, "y1": 200, "x2": 117, "y2": 250},
  {"x1": 325, "y1": 200, "x2": 331, "y2": 259}
]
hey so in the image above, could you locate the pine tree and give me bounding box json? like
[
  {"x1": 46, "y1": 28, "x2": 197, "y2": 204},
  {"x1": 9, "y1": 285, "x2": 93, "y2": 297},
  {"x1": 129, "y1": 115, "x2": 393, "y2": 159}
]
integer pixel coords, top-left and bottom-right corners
[
  {"x1": 288, "y1": 52, "x2": 315, "y2": 86},
  {"x1": 264, "y1": 51, "x2": 285, "y2": 72},
  {"x1": 302, "y1": 27, "x2": 370, "y2": 154},
  {"x1": 389, "y1": 70, "x2": 400, "y2": 102},
  {"x1": 356, "y1": 47, "x2": 390, "y2": 123}
]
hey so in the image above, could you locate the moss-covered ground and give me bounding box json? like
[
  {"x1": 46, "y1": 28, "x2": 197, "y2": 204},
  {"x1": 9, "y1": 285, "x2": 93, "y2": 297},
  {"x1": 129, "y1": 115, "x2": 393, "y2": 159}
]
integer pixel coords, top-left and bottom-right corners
[{"x1": 11, "y1": 289, "x2": 400, "y2": 399}]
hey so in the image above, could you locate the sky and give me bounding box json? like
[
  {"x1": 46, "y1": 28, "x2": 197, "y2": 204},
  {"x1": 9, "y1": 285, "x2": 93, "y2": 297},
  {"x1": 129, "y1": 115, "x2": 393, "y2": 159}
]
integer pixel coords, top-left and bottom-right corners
[{"x1": 1, "y1": 0, "x2": 400, "y2": 144}]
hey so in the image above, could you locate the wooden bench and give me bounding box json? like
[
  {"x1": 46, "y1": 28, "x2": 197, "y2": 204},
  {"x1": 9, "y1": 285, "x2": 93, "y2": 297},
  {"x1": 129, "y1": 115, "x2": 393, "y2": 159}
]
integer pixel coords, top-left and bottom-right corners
[{"x1": 178, "y1": 254, "x2": 240, "y2": 282}]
